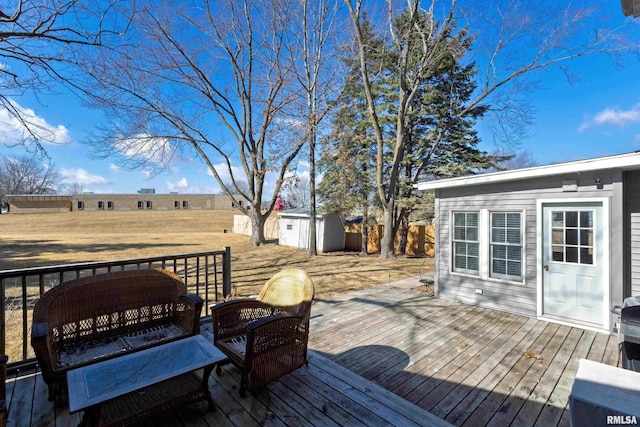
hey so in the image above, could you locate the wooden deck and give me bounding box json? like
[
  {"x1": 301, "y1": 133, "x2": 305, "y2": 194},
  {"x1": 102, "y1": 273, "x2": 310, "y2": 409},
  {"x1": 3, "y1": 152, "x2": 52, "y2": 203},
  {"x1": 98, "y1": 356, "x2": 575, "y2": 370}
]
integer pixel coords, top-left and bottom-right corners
[{"x1": 5, "y1": 277, "x2": 619, "y2": 426}]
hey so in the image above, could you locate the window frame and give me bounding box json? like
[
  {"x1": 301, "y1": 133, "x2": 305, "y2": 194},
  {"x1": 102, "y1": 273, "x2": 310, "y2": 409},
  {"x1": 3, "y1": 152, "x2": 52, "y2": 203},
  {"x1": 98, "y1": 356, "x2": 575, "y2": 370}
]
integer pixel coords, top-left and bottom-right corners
[
  {"x1": 451, "y1": 211, "x2": 480, "y2": 276},
  {"x1": 98, "y1": 201, "x2": 104, "y2": 210},
  {"x1": 489, "y1": 211, "x2": 524, "y2": 282}
]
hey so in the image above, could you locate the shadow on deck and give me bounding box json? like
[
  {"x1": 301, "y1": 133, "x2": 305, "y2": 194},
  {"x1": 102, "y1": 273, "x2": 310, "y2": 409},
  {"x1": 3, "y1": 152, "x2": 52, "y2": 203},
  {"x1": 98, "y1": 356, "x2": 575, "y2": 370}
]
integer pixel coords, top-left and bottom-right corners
[{"x1": 4, "y1": 278, "x2": 619, "y2": 426}]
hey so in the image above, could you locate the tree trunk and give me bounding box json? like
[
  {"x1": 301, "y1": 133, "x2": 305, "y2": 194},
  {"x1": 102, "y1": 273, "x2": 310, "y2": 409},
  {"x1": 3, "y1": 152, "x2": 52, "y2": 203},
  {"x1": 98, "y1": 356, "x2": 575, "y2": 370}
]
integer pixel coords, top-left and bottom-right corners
[
  {"x1": 380, "y1": 202, "x2": 396, "y2": 258},
  {"x1": 397, "y1": 211, "x2": 409, "y2": 256},
  {"x1": 249, "y1": 207, "x2": 266, "y2": 246},
  {"x1": 308, "y1": 126, "x2": 317, "y2": 255},
  {"x1": 360, "y1": 204, "x2": 369, "y2": 256}
]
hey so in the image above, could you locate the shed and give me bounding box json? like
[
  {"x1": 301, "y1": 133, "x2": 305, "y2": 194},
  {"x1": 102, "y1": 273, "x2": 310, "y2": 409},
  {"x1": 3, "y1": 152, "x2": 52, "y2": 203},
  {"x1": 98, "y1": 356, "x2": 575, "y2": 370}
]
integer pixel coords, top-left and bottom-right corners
[
  {"x1": 416, "y1": 152, "x2": 640, "y2": 333},
  {"x1": 277, "y1": 208, "x2": 345, "y2": 252}
]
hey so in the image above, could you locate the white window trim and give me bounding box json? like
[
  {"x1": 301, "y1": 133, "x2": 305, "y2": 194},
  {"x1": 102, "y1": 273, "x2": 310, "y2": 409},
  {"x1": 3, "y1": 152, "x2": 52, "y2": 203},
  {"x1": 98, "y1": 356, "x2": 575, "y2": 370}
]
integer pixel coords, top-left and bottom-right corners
[
  {"x1": 488, "y1": 210, "x2": 524, "y2": 283},
  {"x1": 450, "y1": 210, "x2": 481, "y2": 277},
  {"x1": 450, "y1": 208, "x2": 526, "y2": 285}
]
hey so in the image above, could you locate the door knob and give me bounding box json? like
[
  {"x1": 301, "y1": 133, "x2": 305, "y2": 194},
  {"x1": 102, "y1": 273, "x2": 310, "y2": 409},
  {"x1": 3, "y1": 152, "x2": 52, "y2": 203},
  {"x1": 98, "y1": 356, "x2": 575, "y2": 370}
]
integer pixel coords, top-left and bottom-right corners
[{"x1": 543, "y1": 265, "x2": 549, "y2": 271}]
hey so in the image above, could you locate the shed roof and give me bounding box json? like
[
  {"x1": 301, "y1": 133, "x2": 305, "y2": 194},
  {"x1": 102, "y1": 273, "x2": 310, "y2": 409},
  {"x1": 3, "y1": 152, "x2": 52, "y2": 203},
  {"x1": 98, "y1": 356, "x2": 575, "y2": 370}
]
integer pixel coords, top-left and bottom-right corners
[
  {"x1": 277, "y1": 207, "x2": 328, "y2": 218},
  {"x1": 416, "y1": 151, "x2": 640, "y2": 191}
]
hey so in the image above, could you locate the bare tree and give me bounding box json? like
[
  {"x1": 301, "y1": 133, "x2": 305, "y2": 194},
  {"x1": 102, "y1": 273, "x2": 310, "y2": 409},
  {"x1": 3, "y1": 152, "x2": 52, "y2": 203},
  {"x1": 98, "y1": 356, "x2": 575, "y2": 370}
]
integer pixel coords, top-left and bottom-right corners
[
  {"x1": 83, "y1": 0, "x2": 312, "y2": 245},
  {"x1": 62, "y1": 182, "x2": 86, "y2": 195},
  {"x1": 0, "y1": 1, "x2": 131, "y2": 155},
  {"x1": 0, "y1": 155, "x2": 60, "y2": 199},
  {"x1": 288, "y1": 0, "x2": 344, "y2": 254},
  {"x1": 346, "y1": 0, "x2": 638, "y2": 258},
  {"x1": 283, "y1": 174, "x2": 311, "y2": 208}
]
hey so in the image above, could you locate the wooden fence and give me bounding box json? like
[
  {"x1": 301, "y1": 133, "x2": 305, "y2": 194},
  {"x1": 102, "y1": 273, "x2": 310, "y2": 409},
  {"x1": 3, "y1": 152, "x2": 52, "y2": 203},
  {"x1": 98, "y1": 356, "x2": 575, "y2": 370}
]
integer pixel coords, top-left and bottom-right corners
[{"x1": 345, "y1": 224, "x2": 435, "y2": 256}]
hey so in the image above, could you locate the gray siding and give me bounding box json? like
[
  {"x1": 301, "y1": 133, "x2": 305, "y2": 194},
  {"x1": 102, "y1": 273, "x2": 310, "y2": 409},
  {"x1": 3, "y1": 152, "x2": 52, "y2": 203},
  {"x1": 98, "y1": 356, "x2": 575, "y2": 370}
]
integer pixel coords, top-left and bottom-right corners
[
  {"x1": 627, "y1": 171, "x2": 640, "y2": 295},
  {"x1": 435, "y1": 169, "x2": 616, "y2": 319}
]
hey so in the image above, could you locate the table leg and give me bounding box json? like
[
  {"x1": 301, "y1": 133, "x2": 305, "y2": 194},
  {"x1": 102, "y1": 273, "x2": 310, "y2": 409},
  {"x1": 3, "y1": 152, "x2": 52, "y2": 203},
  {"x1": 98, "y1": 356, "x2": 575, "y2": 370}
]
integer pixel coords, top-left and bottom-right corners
[{"x1": 202, "y1": 365, "x2": 216, "y2": 411}]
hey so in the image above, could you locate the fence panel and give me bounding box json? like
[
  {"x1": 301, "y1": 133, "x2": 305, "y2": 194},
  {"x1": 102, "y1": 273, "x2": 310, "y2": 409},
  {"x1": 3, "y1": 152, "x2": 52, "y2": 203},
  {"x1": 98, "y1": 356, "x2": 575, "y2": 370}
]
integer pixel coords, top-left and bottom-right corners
[{"x1": 0, "y1": 248, "x2": 231, "y2": 369}]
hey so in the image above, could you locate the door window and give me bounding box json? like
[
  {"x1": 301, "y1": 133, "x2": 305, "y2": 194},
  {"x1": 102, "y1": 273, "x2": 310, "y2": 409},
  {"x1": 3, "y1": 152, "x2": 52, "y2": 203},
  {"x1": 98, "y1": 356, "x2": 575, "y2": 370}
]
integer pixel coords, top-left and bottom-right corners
[{"x1": 550, "y1": 210, "x2": 594, "y2": 265}]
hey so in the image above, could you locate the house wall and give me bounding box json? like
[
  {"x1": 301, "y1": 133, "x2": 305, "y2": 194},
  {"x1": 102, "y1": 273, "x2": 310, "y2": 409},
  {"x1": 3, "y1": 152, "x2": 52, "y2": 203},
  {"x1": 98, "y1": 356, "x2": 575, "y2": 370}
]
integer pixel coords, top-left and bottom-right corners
[
  {"x1": 626, "y1": 171, "x2": 640, "y2": 296},
  {"x1": 434, "y1": 169, "x2": 620, "y2": 322}
]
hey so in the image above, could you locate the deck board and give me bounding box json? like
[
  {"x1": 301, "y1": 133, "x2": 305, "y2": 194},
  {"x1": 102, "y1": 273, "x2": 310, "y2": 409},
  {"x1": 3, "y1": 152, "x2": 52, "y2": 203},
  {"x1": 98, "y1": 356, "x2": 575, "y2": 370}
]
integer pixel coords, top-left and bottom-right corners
[{"x1": 6, "y1": 278, "x2": 620, "y2": 426}]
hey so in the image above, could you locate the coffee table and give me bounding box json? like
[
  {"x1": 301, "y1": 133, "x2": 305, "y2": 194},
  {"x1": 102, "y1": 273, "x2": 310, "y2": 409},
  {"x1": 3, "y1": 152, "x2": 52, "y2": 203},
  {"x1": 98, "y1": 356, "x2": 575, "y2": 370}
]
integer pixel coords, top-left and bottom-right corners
[{"x1": 67, "y1": 335, "x2": 227, "y2": 426}]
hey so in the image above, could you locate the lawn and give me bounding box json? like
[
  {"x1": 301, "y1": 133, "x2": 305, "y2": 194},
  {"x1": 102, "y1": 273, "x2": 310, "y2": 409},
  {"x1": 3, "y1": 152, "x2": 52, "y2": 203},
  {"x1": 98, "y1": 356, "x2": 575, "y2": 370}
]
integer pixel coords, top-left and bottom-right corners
[{"x1": 0, "y1": 210, "x2": 433, "y2": 299}]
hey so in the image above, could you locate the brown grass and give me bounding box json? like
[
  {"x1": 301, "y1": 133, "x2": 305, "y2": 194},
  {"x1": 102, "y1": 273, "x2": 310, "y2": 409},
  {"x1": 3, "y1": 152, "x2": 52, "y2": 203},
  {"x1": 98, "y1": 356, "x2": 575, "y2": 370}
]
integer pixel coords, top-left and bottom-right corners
[{"x1": 1, "y1": 210, "x2": 433, "y2": 362}]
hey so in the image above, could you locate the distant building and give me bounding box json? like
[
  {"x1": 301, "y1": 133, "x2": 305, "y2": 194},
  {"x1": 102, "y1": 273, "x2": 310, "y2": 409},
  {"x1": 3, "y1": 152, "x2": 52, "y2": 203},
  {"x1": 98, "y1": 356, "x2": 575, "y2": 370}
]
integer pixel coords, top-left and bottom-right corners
[{"x1": 5, "y1": 193, "x2": 247, "y2": 214}]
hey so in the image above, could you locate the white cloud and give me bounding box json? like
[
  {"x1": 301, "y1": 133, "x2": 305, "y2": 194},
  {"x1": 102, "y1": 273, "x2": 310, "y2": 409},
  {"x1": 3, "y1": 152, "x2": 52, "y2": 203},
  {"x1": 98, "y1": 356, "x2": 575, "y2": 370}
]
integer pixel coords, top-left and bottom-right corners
[
  {"x1": 166, "y1": 178, "x2": 189, "y2": 192},
  {"x1": 206, "y1": 163, "x2": 246, "y2": 184},
  {"x1": 114, "y1": 133, "x2": 174, "y2": 165},
  {"x1": 59, "y1": 168, "x2": 109, "y2": 185},
  {"x1": 0, "y1": 99, "x2": 71, "y2": 145},
  {"x1": 579, "y1": 104, "x2": 640, "y2": 132},
  {"x1": 109, "y1": 163, "x2": 123, "y2": 172}
]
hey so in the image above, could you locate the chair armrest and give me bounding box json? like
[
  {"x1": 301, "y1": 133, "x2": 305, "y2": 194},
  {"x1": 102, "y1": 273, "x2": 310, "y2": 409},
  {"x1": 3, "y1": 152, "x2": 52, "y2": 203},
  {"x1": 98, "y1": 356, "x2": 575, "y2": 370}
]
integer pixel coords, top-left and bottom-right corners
[
  {"x1": 244, "y1": 313, "x2": 306, "y2": 358},
  {"x1": 175, "y1": 294, "x2": 204, "y2": 334},
  {"x1": 211, "y1": 299, "x2": 274, "y2": 342}
]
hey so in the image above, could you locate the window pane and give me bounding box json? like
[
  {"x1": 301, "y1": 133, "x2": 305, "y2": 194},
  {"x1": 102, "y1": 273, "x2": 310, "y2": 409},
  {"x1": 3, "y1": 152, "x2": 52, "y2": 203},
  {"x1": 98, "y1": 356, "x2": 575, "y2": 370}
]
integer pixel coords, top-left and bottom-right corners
[
  {"x1": 507, "y1": 213, "x2": 521, "y2": 228},
  {"x1": 552, "y1": 212, "x2": 564, "y2": 227},
  {"x1": 506, "y1": 229, "x2": 521, "y2": 244},
  {"x1": 467, "y1": 213, "x2": 478, "y2": 227},
  {"x1": 507, "y1": 261, "x2": 521, "y2": 277},
  {"x1": 454, "y1": 212, "x2": 466, "y2": 226},
  {"x1": 493, "y1": 245, "x2": 507, "y2": 259},
  {"x1": 580, "y1": 248, "x2": 594, "y2": 265},
  {"x1": 468, "y1": 243, "x2": 479, "y2": 257},
  {"x1": 507, "y1": 246, "x2": 522, "y2": 261},
  {"x1": 552, "y1": 229, "x2": 564, "y2": 245},
  {"x1": 565, "y1": 229, "x2": 578, "y2": 245},
  {"x1": 580, "y1": 211, "x2": 593, "y2": 228},
  {"x1": 455, "y1": 255, "x2": 467, "y2": 269},
  {"x1": 467, "y1": 256, "x2": 479, "y2": 271},
  {"x1": 492, "y1": 228, "x2": 506, "y2": 243},
  {"x1": 455, "y1": 242, "x2": 467, "y2": 255},
  {"x1": 467, "y1": 227, "x2": 478, "y2": 241},
  {"x1": 493, "y1": 259, "x2": 506, "y2": 274},
  {"x1": 566, "y1": 211, "x2": 578, "y2": 227},
  {"x1": 552, "y1": 247, "x2": 564, "y2": 262},
  {"x1": 580, "y1": 230, "x2": 593, "y2": 246},
  {"x1": 492, "y1": 213, "x2": 506, "y2": 227},
  {"x1": 566, "y1": 246, "x2": 578, "y2": 263},
  {"x1": 454, "y1": 227, "x2": 466, "y2": 240}
]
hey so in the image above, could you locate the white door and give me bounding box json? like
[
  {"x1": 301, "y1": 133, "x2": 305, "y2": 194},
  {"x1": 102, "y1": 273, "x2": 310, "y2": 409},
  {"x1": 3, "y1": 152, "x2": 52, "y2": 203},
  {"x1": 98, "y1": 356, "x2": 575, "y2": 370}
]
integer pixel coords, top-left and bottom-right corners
[{"x1": 541, "y1": 202, "x2": 605, "y2": 327}]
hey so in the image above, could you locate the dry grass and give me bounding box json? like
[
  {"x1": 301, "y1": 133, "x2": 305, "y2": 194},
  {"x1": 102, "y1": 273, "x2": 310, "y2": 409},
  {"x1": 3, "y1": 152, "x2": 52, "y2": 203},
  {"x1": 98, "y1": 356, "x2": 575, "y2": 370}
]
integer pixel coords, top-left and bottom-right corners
[{"x1": 1, "y1": 210, "x2": 433, "y2": 362}]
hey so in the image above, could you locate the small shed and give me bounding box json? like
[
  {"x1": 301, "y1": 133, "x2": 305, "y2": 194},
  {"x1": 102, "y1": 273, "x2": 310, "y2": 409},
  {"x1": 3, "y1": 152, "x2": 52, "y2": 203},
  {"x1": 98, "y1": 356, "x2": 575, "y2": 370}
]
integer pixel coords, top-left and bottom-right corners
[
  {"x1": 417, "y1": 152, "x2": 640, "y2": 334},
  {"x1": 277, "y1": 208, "x2": 345, "y2": 252}
]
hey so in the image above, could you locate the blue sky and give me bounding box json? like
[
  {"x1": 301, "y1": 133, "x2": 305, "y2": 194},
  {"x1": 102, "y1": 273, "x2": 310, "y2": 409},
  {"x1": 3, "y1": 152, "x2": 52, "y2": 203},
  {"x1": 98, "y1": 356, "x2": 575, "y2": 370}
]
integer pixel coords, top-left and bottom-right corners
[{"x1": 1, "y1": 1, "x2": 639, "y2": 195}]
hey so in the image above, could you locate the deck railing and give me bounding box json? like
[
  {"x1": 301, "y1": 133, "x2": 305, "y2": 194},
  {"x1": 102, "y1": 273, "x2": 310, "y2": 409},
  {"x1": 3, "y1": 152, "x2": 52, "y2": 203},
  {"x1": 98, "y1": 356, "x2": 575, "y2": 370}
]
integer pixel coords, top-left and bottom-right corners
[{"x1": 0, "y1": 247, "x2": 231, "y2": 369}]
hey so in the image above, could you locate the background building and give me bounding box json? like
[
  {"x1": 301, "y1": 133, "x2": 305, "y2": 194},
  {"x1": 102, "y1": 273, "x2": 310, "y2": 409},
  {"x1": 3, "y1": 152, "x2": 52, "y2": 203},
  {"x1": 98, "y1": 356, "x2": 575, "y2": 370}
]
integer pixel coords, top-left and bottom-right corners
[{"x1": 5, "y1": 193, "x2": 247, "y2": 214}]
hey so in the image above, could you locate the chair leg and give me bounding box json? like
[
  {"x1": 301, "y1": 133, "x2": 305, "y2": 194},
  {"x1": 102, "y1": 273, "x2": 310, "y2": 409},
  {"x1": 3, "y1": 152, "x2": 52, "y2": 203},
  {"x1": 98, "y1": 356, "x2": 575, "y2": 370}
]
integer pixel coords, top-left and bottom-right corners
[
  {"x1": 215, "y1": 359, "x2": 231, "y2": 376},
  {"x1": 239, "y1": 374, "x2": 247, "y2": 397}
]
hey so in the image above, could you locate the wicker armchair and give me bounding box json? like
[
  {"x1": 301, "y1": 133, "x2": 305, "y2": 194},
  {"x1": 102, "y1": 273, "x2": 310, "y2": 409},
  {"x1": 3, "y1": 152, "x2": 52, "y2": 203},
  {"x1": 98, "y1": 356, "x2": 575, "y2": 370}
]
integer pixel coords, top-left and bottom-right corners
[
  {"x1": 211, "y1": 268, "x2": 314, "y2": 395},
  {"x1": 1, "y1": 355, "x2": 7, "y2": 427}
]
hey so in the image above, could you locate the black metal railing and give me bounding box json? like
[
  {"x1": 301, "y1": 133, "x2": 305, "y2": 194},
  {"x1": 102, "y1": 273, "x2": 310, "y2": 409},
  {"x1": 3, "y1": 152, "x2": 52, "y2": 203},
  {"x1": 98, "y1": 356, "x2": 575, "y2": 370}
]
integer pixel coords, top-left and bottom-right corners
[{"x1": 0, "y1": 247, "x2": 231, "y2": 369}]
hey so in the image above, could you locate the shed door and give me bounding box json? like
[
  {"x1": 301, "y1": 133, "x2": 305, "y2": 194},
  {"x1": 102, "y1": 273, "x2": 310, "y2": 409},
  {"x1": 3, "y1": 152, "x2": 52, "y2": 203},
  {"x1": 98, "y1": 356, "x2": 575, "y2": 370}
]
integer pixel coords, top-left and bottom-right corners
[{"x1": 541, "y1": 202, "x2": 605, "y2": 327}]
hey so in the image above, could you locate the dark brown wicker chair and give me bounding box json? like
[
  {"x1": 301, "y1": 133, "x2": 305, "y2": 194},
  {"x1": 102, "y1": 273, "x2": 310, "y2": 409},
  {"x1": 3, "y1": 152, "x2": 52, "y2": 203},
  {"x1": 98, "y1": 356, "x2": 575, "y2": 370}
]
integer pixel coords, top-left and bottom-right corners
[
  {"x1": 0, "y1": 355, "x2": 7, "y2": 427},
  {"x1": 211, "y1": 268, "x2": 314, "y2": 395}
]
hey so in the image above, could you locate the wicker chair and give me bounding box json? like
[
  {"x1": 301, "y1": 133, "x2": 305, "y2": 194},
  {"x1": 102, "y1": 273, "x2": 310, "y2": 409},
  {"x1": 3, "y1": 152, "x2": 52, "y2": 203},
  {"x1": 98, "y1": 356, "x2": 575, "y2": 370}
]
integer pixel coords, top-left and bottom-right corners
[
  {"x1": 0, "y1": 355, "x2": 7, "y2": 427},
  {"x1": 211, "y1": 268, "x2": 314, "y2": 395}
]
